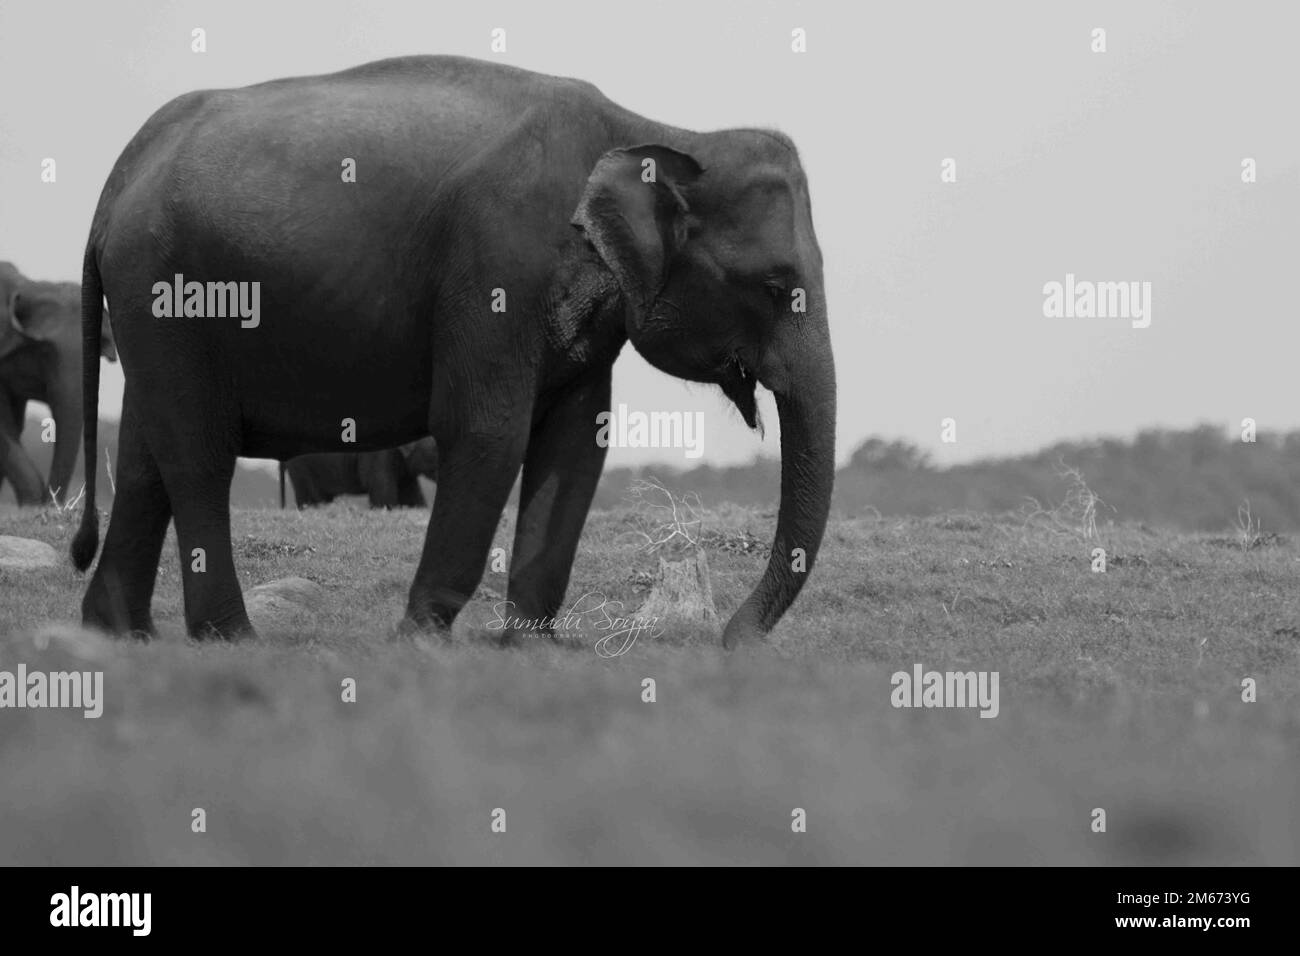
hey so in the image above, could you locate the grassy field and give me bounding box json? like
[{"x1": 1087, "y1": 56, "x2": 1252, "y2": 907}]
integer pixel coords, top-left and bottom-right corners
[{"x1": 2, "y1": 498, "x2": 1299, "y2": 865}]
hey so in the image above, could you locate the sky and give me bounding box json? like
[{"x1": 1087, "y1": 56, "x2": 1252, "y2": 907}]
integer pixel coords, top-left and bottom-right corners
[{"x1": 1, "y1": 0, "x2": 1297, "y2": 471}]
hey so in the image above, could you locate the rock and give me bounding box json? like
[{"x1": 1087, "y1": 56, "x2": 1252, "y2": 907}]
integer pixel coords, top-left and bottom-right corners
[
  {"x1": 0, "y1": 535, "x2": 59, "y2": 570},
  {"x1": 637, "y1": 548, "x2": 718, "y2": 622},
  {"x1": 243, "y1": 576, "x2": 326, "y2": 630}
]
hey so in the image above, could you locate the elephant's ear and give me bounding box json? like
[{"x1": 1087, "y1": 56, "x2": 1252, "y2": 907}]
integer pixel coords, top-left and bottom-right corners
[
  {"x1": 3, "y1": 287, "x2": 60, "y2": 343},
  {"x1": 570, "y1": 145, "x2": 703, "y2": 311},
  {"x1": 0, "y1": 283, "x2": 33, "y2": 361}
]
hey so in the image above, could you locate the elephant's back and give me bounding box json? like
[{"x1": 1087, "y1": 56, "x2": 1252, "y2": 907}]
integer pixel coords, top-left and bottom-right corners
[
  {"x1": 91, "y1": 55, "x2": 612, "y2": 272},
  {"x1": 113, "y1": 55, "x2": 604, "y2": 185},
  {"x1": 275, "y1": 54, "x2": 606, "y2": 108}
]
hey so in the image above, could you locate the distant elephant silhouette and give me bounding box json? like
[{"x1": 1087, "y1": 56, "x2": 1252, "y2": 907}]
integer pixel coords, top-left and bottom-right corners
[
  {"x1": 280, "y1": 438, "x2": 439, "y2": 509},
  {"x1": 0, "y1": 261, "x2": 116, "y2": 505}
]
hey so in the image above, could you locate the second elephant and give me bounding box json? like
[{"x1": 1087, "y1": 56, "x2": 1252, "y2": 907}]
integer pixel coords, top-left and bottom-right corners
[
  {"x1": 0, "y1": 261, "x2": 117, "y2": 505},
  {"x1": 280, "y1": 438, "x2": 439, "y2": 509}
]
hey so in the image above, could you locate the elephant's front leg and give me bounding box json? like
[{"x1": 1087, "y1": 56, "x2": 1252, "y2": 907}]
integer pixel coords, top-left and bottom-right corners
[
  {"x1": 402, "y1": 426, "x2": 529, "y2": 633},
  {"x1": 45, "y1": 378, "x2": 82, "y2": 505},
  {"x1": 362, "y1": 450, "x2": 402, "y2": 509},
  {"x1": 504, "y1": 372, "x2": 611, "y2": 644},
  {"x1": 0, "y1": 409, "x2": 45, "y2": 505}
]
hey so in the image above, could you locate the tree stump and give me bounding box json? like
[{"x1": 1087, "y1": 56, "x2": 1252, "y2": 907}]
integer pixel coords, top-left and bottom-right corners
[{"x1": 637, "y1": 548, "x2": 717, "y2": 622}]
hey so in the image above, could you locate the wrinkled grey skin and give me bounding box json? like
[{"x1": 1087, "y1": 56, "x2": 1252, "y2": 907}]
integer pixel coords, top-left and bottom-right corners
[
  {"x1": 0, "y1": 262, "x2": 116, "y2": 505},
  {"x1": 282, "y1": 437, "x2": 439, "y2": 508},
  {"x1": 72, "y1": 56, "x2": 836, "y2": 648}
]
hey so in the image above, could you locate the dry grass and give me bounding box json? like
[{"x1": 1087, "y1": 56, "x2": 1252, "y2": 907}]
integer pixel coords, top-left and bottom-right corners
[{"x1": 2, "y1": 499, "x2": 1299, "y2": 864}]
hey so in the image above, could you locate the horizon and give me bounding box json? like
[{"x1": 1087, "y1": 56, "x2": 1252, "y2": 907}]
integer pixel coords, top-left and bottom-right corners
[{"x1": 12, "y1": 406, "x2": 1272, "y2": 480}]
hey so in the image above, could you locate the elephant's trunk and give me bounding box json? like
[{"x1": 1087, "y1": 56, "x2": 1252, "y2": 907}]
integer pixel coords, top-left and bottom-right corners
[
  {"x1": 46, "y1": 385, "x2": 82, "y2": 506},
  {"x1": 721, "y1": 332, "x2": 836, "y2": 649}
]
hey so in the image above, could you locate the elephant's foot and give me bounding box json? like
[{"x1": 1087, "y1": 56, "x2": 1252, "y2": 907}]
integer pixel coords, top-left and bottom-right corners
[
  {"x1": 81, "y1": 577, "x2": 155, "y2": 640},
  {"x1": 188, "y1": 607, "x2": 257, "y2": 641},
  {"x1": 82, "y1": 617, "x2": 154, "y2": 643},
  {"x1": 392, "y1": 614, "x2": 452, "y2": 642}
]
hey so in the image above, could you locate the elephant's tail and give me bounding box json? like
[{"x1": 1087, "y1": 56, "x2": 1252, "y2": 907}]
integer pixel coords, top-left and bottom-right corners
[
  {"x1": 279, "y1": 461, "x2": 286, "y2": 509},
  {"x1": 70, "y1": 247, "x2": 103, "y2": 571}
]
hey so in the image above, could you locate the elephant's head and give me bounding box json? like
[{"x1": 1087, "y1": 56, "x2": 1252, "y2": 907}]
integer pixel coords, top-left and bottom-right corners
[
  {"x1": 399, "y1": 437, "x2": 439, "y2": 482},
  {"x1": 571, "y1": 132, "x2": 836, "y2": 647},
  {"x1": 0, "y1": 263, "x2": 116, "y2": 364}
]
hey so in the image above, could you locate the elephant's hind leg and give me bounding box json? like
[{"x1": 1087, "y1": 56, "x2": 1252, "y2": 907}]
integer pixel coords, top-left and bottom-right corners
[
  {"x1": 82, "y1": 395, "x2": 172, "y2": 637},
  {"x1": 136, "y1": 374, "x2": 252, "y2": 639},
  {"x1": 161, "y1": 455, "x2": 253, "y2": 639}
]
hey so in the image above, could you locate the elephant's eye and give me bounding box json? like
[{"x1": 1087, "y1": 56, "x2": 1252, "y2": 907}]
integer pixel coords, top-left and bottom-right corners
[{"x1": 763, "y1": 280, "x2": 787, "y2": 303}]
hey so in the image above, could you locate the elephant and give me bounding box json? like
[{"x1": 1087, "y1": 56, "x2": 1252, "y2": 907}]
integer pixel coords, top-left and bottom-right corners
[
  {"x1": 281, "y1": 438, "x2": 440, "y2": 508},
  {"x1": 0, "y1": 261, "x2": 116, "y2": 505},
  {"x1": 71, "y1": 55, "x2": 836, "y2": 649}
]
